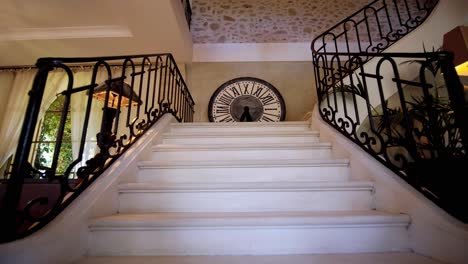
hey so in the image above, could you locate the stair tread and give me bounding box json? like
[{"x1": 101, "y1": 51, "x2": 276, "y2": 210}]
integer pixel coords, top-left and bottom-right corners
[
  {"x1": 153, "y1": 142, "x2": 332, "y2": 151},
  {"x1": 90, "y1": 211, "x2": 410, "y2": 229},
  {"x1": 73, "y1": 253, "x2": 444, "y2": 264},
  {"x1": 171, "y1": 121, "x2": 310, "y2": 127},
  {"x1": 118, "y1": 181, "x2": 374, "y2": 192},
  {"x1": 138, "y1": 158, "x2": 350, "y2": 168},
  {"x1": 164, "y1": 130, "x2": 319, "y2": 137}
]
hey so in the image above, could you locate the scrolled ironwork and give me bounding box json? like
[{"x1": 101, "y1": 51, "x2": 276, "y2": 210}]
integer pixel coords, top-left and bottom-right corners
[
  {"x1": 312, "y1": 0, "x2": 439, "y2": 71},
  {"x1": 0, "y1": 53, "x2": 195, "y2": 242},
  {"x1": 314, "y1": 52, "x2": 468, "y2": 222},
  {"x1": 312, "y1": 0, "x2": 468, "y2": 222}
]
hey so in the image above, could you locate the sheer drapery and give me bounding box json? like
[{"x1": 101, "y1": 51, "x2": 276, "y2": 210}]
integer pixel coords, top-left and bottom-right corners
[
  {"x1": 0, "y1": 70, "x2": 38, "y2": 167},
  {"x1": 0, "y1": 67, "x2": 122, "y2": 172},
  {"x1": 0, "y1": 71, "x2": 15, "y2": 129}
]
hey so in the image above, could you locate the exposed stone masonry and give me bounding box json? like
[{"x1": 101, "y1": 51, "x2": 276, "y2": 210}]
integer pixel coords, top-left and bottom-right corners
[{"x1": 191, "y1": 0, "x2": 370, "y2": 43}]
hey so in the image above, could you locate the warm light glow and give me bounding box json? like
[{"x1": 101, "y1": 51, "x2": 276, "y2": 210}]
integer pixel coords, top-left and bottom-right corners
[
  {"x1": 90, "y1": 81, "x2": 142, "y2": 109},
  {"x1": 92, "y1": 91, "x2": 140, "y2": 109},
  {"x1": 443, "y1": 25, "x2": 468, "y2": 77},
  {"x1": 455, "y1": 61, "x2": 468, "y2": 76}
]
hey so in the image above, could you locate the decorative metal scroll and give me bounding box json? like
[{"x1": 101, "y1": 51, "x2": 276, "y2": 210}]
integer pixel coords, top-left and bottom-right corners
[
  {"x1": 0, "y1": 53, "x2": 195, "y2": 242},
  {"x1": 312, "y1": 0, "x2": 439, "y2": 70},
  {"x1": 311, "y1": 0, "x2": 468, "y2": 222}
]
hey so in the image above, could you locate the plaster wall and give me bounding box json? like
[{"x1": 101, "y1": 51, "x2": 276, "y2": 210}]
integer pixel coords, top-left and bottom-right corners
[{"x1": 187, "y1": 61, "x2": 316, "y2": 122}]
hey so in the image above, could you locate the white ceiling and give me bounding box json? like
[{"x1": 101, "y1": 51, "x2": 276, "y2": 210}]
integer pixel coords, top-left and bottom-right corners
[
  {"x1": 1, "y1": 0, "x2": 446, "y2": 66},
  {"x1": 0, "y1": 0, "x2": 193, "y2": 66}
]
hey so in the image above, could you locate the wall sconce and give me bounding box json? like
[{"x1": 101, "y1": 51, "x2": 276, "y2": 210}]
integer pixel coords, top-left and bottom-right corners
[
  {"x1": 90, "y1": 80, "x2": 142, "y2": 150},
  {"x1": 443, "y1": 25, "x2": 468, "y2": 76}
]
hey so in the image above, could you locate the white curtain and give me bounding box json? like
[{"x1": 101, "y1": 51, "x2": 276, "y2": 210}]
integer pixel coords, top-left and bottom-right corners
[
  {"x1": 0, "y1": 66, "x2": 123, "y2": 171},
  {"x1": 0, "y1": 71, "x2": 15, "y2": 129},
  {"x1": 0, "y1": 70, "x2": 38, "y2": 167}
]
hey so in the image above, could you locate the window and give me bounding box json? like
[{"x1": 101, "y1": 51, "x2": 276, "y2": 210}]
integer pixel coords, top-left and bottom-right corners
[{"x1": 32, "y1": 95, "x2": 73, "y2": 177}]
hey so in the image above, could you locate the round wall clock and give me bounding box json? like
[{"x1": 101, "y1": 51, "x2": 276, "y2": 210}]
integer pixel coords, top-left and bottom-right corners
[{"x1": 208, "y1": 77, "x2": 286, "y2": 122}]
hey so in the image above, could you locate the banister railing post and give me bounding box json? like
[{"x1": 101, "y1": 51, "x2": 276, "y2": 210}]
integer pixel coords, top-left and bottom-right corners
[{"x1": 0, "y1": 63, "x2": 51, "y2": 243}]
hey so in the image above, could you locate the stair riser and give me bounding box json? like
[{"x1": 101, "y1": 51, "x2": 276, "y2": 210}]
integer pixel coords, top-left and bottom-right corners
[
  {"x1": 170, "y1": 126, "x2": 311, "y2": 133},
  {"x1": 162, "y1": 136, "x2": 320, "y2": 145},
  {"x1": 118, "y1": 190, "x2": 374, "y2": 213},
  {"x1": 88, "y1": 226, "x2": 410, "y2": 256},
  {"x1": 138, "y1": 166, "x2": 350, "y2": 182},
  {"x1": 151, "y1": 148, "x2": 332, "y2": 161}
]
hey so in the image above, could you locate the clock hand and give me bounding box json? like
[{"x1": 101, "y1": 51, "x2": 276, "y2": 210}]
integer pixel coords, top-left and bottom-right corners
[{"x1": 240, "y1": 106, "x2": 253, "y2": 122}]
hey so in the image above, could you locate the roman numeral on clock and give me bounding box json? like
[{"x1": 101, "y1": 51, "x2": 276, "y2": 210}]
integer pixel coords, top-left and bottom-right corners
[
  {"x1": 261, "y1": 115, "x2": 275, "y2": 122},
  {"x1": 260, "y1": 95, "x2": 275, "y2": 105},
  {"x1": 218, "y1": 93, "x2": 234, "y2": 106},
  {"x1": 215, "y1": 105, "x2": 229, "y2": 114},
  {"x1": 219, "y1": 115, "x2": 234, "y2": 122},
  {"x1": 230, "y1": 86, "x2": 241, "y2": 97},
  {"x1": 209, "y1": 77, "x2": 285, "y2": 122}
]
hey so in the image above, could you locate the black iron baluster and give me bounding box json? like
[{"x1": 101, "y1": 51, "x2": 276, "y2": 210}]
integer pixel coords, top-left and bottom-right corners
[
  {"x1": 311, "y1": 0, "x2": 468, "y2": 222},
  {"x1": 363, "y1": 8, "x2": 374, "y2": 53},
  {"x1": 49, "y1": 66, "x2": 74, "y2": 178},
  {"x1": 0, "y1": 64, "x2": 51, "y2": 242},
  {"x1": 382, "y1": 0, "x2": 394, "y2": 38},
  {"x1": 123, "y1": 60, "x2": 138, "y2": 139},
  {"x1": 439, "y1": 53, "x2": 468, "y2": 155},
  {"x1": 347, "y1": 58, "x2": 361, "y2": 126},
  {"x1": 160, "y1": 57, "x2": 170, "y2": 112},
  {"x1": 0, "y1": 53, "x2": 195, "y2": 242},
  {"x1": 169, "y1": 63, "x2": 177, "y2": 113},
  {"x1": 386, "y1": 58, "x2": 419, "y2": 160},
  {"x1": 175, "y1": 77, "x2": 182, "y2": 120},
  {"x1": 148, "y1": 58, "x2": 158, "y2": 120},
  {"x1": 63, "y1": 81, "x2": 96, "y2": 186},
  {"x1": 392, "y1": 0, "x2": 404, "y2": 30}
]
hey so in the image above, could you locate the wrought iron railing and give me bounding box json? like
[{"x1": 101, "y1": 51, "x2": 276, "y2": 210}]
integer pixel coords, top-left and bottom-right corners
[
  {"x1": 182, "y1": 0, "x2": 192, "y2": 30},
  {"x1": 312, "y1": 0, "x2": 439, "y2": 70},
  {"x1": 312, "y1": 0, "x2": 468, "y2": 222},
  {"x1": 0, "y1": 53, "x2": 195, "y2": 242}
]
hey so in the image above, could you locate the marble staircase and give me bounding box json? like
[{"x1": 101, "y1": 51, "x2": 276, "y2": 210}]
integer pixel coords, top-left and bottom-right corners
[{"x1": 76, "y1": 122, "x2": 439, "y2": 263}]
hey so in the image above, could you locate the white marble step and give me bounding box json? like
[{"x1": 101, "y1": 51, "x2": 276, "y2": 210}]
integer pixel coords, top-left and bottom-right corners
[
  {"x1": 170, "y1": 121, "x2": 311, "y2": 133},
  {"x1": 118, "y1": 181, "x2": 375, "y2": 213},
  {"x1": 137, "y1": 159, "x2": 350, "y2": 182},
  {"x1": 151, "y1": 142, "x2": 333, "y2": 161},
  {"x1": 74, "y1": 253, "x2": 444, "y2": 264},
  {"x1": 88, "y1": 211, "x2": 411, "y2": 256},
  {"x1": 162, "y1": 130, "x2": 320, "y2": 144}
]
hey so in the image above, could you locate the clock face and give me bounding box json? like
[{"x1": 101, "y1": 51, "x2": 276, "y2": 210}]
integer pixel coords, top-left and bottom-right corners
[{"x1": 208, "y1": 77, "x2": 286, "y2": 122}]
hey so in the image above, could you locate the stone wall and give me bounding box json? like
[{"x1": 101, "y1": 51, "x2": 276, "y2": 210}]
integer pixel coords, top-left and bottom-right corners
[{"x1": 192, "y1": 0, "x2": 370, "y2": 43}]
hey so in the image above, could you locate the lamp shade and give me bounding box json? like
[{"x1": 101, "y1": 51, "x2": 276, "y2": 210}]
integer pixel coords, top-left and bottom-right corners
[
  {"x1": 90, "y1": 80, "x2": 142, "y2": 108},
  {"x1": 443, "y1": 25, "x2": 468, "y2": 76}
]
